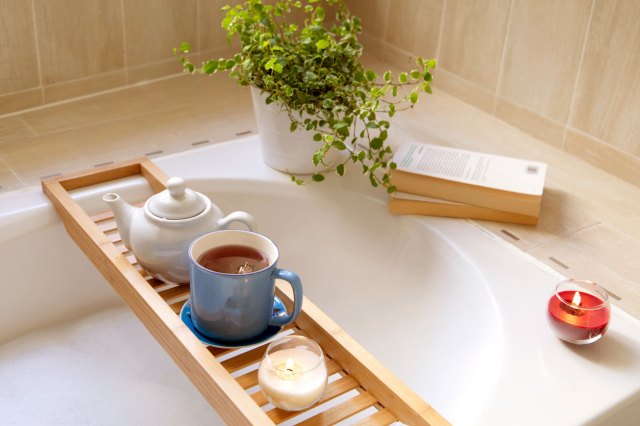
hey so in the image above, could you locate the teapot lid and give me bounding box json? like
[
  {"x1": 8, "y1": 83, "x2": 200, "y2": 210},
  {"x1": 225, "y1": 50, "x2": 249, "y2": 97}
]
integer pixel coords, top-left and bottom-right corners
[{"x1": 148, "y1": 177, "x2": 206, "y2": 220}]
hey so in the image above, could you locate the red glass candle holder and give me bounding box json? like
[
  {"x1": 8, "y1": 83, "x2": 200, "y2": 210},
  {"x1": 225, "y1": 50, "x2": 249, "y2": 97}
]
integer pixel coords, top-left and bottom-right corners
[{"x1": 547, "y1": 279, "x2": 611, "y2": 344}]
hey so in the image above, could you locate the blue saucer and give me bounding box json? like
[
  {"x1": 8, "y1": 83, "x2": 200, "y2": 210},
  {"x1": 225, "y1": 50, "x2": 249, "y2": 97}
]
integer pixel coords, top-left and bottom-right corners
[{"x1": 180, "y1": 298, "x2": 285, "y2": 348}]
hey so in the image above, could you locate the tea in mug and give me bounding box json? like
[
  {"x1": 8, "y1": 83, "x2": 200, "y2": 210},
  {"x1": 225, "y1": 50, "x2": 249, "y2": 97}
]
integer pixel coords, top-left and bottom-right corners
[{"x1": 197, "y1": 245, "x2": 270, "y2": 274}]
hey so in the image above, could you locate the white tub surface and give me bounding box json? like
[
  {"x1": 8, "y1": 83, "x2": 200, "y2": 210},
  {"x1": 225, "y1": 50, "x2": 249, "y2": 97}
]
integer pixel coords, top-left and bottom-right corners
[{"x1": 1, "y1": 136, "x2": 639, "y2": 425}]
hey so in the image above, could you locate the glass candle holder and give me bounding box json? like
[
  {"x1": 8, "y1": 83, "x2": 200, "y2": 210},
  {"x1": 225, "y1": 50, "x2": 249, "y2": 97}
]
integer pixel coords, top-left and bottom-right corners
[
  {"x1": 258, "y1": 335, "x2": 328, "y2": 411},
  {"x1": 547, "y1": 279, "x2": 611, "y2": 345}
]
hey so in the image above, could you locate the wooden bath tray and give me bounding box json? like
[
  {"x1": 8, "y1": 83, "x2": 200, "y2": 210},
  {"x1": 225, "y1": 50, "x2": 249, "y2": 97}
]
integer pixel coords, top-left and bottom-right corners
[{"x1": 42, "y1": 158, "x2": 449, "y2": 426}]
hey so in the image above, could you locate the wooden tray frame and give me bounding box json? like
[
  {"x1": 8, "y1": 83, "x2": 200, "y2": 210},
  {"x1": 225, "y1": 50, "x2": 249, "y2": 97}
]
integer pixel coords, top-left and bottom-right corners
[{"x1": 42, "y1": 158, "x2": 449, "y2": 426}]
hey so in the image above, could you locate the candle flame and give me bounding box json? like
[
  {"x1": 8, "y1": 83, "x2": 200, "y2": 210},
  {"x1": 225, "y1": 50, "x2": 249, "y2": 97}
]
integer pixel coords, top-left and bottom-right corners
[
  {"x1": 571, "y1": 291, "x2": 581, "y2": 307},
  {"x1": 275, "y1": 357, "x2": 300, "y2": 381},
  {"x1": 285, "y1": 358, "x2": 295, "y2": 371}
]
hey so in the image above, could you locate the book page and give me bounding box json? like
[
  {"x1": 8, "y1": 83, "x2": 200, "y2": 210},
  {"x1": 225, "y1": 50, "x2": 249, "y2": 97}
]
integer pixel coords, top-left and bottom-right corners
[
  {"x1": 394, "y1": 142, "x2": 547, "y2": 195},
  {"x1": 391, "y1": 192, "x2": 466, "y2": 205}
]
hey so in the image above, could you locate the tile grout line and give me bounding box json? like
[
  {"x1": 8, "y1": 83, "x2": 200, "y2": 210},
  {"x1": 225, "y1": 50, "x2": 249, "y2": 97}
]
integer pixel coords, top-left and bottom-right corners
[
  {"x1": 559, "y1": 220, "x2": 603, "y2": 239},
  {"x1": 561, "y1": 0, "x2": 596, "y2": 150},
  {"x1": 525, "y1": 220, "x2": 603, "y2": 254},
  {"x1": 436, "y1": 68, "x2": 495, "y2": 101},
  {"x1": 434, "y1": 0, "x2": 447, "y2": 60},
  {"x1": 195, "y1": 0, "x2": 201, "y2": 58},
  {"x1": 381, "y1": 0, "x2": 391, "y2": 45},
  {"x1": 29, "y1": 0, "x2": 45, "y2": 105},
  {"x1": 120, "y1": 0, "x2": 129, "y2": 84},
  {"x1": 0, "y1": 156, "x2": 27, "y2": 187},
  {"x1": 492, "y1": 0, "x2": 514, "y2": 116},
  {"x1": 0, "y1": 73, "x2": 185, "y2": 120}
]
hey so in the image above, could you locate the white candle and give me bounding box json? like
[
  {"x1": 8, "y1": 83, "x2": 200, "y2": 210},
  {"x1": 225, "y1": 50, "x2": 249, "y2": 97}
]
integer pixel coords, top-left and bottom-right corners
[{"x1": 258, "y1": 347, "x2": 328, "y2": 411}]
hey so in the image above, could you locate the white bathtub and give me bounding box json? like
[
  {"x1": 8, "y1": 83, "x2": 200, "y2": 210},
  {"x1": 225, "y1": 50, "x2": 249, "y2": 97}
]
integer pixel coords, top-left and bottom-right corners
[{"x1": 1, "y1": 136, "x2": 639, "y2": 425}]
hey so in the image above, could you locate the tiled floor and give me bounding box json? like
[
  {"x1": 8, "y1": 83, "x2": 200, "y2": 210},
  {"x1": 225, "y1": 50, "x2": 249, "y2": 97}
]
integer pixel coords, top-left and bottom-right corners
[{"x1": 1, "y1": 60, "x2": 639, "y2": 320}]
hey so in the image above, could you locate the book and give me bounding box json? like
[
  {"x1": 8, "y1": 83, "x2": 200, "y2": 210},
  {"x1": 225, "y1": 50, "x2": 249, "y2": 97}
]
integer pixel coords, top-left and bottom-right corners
[
  {"x1": 390, "y1": 142, "x2": 547, "y2": 216},
  {"x1": 388, "y1": 192, "x2": 539, "y2": 225}
]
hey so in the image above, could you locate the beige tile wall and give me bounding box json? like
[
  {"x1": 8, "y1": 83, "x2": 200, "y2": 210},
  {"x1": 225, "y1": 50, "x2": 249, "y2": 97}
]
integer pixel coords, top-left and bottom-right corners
[
  {"x1": 2, "y1": 0, "x2": 639, "y2": 189},
  {"x1": 0, "y1": 0, "x2": 233, "y2": 115},
  {"x1": 0, "y1": 0, "x2": 42, "y2": 115},
  {"x1": 347, "y1": 0, "x2": 640, "y2": 188}
]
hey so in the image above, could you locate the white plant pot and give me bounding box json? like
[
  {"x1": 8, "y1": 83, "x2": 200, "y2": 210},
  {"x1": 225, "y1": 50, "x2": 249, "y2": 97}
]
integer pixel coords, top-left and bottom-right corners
[{"x1": 251, "y1": 86, "x2": 344, "y2": 175}]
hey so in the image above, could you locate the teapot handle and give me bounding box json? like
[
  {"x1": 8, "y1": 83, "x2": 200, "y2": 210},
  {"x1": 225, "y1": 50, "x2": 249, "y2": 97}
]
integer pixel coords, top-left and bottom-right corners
[{"x1": 218, "y1": 211, "x2": 257, "y2": 231}]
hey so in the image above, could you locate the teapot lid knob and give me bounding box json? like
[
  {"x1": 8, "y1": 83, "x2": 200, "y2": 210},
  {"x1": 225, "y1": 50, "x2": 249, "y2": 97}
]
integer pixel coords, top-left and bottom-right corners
[
  {"x1": 148, "y1": 177, "x2": 207, "y2": 220},
  {"x1": 167, "y1": 177, "x2": 186, "y2": 197}
]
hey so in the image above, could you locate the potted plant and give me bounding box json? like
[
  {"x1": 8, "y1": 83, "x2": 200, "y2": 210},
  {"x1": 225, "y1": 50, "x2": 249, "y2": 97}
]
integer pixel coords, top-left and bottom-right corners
[{"x1": 175, "y1": 0, "x2": 435, "y2": 192}]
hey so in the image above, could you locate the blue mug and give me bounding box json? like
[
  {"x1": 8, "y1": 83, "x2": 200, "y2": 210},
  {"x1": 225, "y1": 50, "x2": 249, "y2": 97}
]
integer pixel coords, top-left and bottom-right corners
[{"x1": 188, "y1": 230, "x2": 303, "y2": 342}]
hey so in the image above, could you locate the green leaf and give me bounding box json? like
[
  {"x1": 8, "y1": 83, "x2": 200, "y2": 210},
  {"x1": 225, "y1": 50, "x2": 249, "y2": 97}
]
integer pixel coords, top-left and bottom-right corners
[
  {"x1": 370, "y1": 137, "x2": 383, "y2": 150},
  {"x1": 336, "y1": 164, "x2": 345, "y2": 176},
  {"x1": 410, "y1": 70, "x2": 420, "y2": 79},
  {"x1": 399, "y1": 72, "x2": 408, "y2": 83},
  {"x1": 332, "y1": 141, "x2": 347, "y2": 150},
  {"x1": 202, "y1": 60, "x2": 218, "y2": 74},
  {"x1": 264, "y1": 57, "x2": 276, "y2": 70},
  {"x1": 177, "y1": 42, "x2": 191, "y2": 53},
  {"x1": 410, "y1": 91, "x2": 419, "y2": 104},
  {"x1": 290, "y1": 122, "x2": 298, "y2": 132},
  {"x1": 366, "y1": 121, "x2": 379, "y2": 129},
  {"x1": 383, "y1": 71, "x2": 391, "y2": 82},
  {"x1": 313, "y1": 133, "x2": 323, "y2": 141},
  {"x1": 387, "y1": 185, "x2": 397, "y2": 194},
  {"x1": 365, "y1": 70, "x2": 377, "y2": 81},
  {"x1": 312, "y1": 150, "x2": 324, "y2": 165},
  {"x1": 423, "y1": 82, "x2": 432, "y2": 94},
  {"x1": 316, "y1": 39, "x2": 329, "y2": 50},
  {"x1": 312, "y1": 173, "x2": 325, "y2": 182}
]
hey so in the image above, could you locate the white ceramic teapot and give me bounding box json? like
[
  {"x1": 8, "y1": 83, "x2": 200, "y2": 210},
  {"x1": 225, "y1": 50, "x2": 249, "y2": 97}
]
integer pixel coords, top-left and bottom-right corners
[{"x1": 103, "y1": 177, "x2": 256, "y2": 284}]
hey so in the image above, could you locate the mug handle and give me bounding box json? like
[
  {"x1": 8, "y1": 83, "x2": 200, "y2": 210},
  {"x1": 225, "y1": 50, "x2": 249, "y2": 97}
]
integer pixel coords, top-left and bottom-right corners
[
  {"x1": 218, "y1": 211, "x2": 257, "y2": 231},
  {"x1": 269, "y1": 269, "x2": 303, "y2": 327}
]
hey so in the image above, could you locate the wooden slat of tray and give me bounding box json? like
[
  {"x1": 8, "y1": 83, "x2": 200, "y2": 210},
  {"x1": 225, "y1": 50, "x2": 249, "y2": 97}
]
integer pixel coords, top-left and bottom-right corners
[{"x1": 41, "y1": 158, "x2": 449, "y2": 426}]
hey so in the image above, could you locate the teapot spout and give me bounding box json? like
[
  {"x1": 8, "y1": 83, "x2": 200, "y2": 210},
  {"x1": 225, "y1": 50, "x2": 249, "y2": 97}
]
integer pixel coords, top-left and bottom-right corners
[{"x1": 103, "y1": 193, "x2": 135, "y2": 248}]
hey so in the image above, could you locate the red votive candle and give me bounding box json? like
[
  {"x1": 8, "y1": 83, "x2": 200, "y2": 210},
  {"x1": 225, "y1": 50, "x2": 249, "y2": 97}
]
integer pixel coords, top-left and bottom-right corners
[{"x1": 547, "y1": 279, "x2": 611, "y2": 345}]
